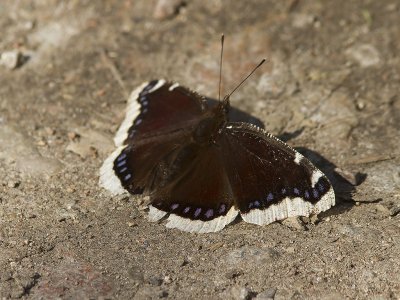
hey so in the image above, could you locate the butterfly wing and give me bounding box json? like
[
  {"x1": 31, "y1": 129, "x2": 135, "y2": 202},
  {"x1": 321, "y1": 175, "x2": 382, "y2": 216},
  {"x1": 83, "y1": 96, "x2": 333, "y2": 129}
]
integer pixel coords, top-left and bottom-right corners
[
  {"x1": 114, "y1": 80, "x2": 207, "y2": 147},
  {"x1": 100, "y1": 80, "x2": 208, "y2": 195},
  {"x1": 221, "y1": 123, "x2": 335, "y2": 225},
  {"x1": 102, "y1": 129, "x2": 238, "y2": 232},
  {"x1": 148, "y1": 142, "x2": 238, "y2": 233}
]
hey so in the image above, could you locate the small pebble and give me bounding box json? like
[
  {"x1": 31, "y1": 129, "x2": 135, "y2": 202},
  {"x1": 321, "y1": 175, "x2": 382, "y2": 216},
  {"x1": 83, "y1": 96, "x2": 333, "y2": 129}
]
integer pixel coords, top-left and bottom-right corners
[
  {"x1": 7, "y1": 180, "x2": 20, "y2": 188},
  {"x1": 356, "y1": 100, "x2": 366, "y2": 110},
  {"x1": 310, "y1": 214, "x2": 319, "y2": 224},
  {"x1": 255, "y1": 288, "x2": 277, "y2": 300},
  {"x1": 44, "y1": 127, "x2": 56, "y2": 136},
  {"x1": 36, "y1": 140, "x2": 47, "y2": 146},
  {"x1": 153, "y1": 0, "x2": 185, "y2": 20},
  {"x1": 346, "y1": 44, "x2": 381, "y2": 67},
  {"x1": 281, "y1": 217, "x2": 306, "y2": 230},
  {"x1": 163, "y1": 275, "x2": 172, "y2": 284},
  {"x1": 127, "y1": 222, "x2": 137, "y2": 227},
  {"x1": 376, "y1": 201, "x2": 400, "y2": 217},
  {"x1": 229, "y1": 286, "x2": 251, "y2": 300},
  {"x1": 0, "y1": 51, "x2": 21, "y2": 69},
  {"x1": 285, "y1": 246, "x2": 295, "y2": 254},
  {"x1": 67, "y1": 131, "x2": 79, "y2": 141}
]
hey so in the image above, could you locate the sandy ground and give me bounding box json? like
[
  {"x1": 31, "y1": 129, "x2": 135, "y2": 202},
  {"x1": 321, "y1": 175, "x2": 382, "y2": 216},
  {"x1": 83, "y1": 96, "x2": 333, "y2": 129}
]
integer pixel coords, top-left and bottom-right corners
[{"x1": 0, "y1": 1, "x2": 399, "y2": 299}]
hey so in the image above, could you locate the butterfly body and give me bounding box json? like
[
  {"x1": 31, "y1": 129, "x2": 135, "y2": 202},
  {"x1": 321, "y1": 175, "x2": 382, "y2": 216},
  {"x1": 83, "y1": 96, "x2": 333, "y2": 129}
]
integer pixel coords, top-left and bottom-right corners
[
  {"x1": 192, "y1": 97, "x2": 230, "y2": 146},
  {"x1": 100, "y1": 80, "x2": 335, "y2": 233}
]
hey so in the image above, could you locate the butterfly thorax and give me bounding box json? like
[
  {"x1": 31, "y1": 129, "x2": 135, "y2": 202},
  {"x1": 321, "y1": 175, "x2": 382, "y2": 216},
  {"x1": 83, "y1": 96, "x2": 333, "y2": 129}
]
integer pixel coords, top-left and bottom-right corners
[{"x1": 192, "y1": 97, "x2": 230, "y2": 145}]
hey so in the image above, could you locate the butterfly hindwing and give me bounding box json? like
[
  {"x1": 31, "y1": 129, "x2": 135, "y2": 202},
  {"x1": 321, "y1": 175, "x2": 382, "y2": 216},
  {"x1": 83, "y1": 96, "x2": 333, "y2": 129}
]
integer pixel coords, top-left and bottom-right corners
[
  {"x1": 221, "y1": 123, "x2": 335, "y2": 225},
  {"x1": 148, "y1": 142, "x2": 238, "y2": 233}
]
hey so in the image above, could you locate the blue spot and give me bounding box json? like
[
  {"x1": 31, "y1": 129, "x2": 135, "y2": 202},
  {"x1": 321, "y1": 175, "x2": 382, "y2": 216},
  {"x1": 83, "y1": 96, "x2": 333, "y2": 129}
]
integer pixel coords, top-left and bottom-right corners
[
  {"x1": 142, "y1": 100, "x2": 148, "y2": 106},
  {"x1": 218, "y1": 203, "x2": 226, "y2": 214},
  {"x1": 267, "y1": 193, "x2": 274, "y2": 201},
  {"x1": 183, "y1": 207, "x2": 190, "y2": 213},
  {"x1": 253, "y1": 200, "x2": 260, "y2": 207},
  {"x1": 318, "y1": 183, "x2": 324, "y2": 192},
  {"x1": 117, "y1": 160, "x2": 126, "y2": 167},
  {"x1": 139, "y1": 96, "x2": 147, "y2": 102},
  {"x1": 142, "y1": 108, "x2": 148, "y2": 114},
  {"x1": 312, "y1": 188, "x2": 319, "y2": 198},
  {"x1": 205, "y1": 209, "x2": 214, "y2": 218},
  {"x1": 219, "y1": 204, "x2": 226, "y2": 214},
  {"x1": 171, "y1": 203, "x2": 179, "y2": 210},
  {"x1": 248, "y1": 202, "x2": 254, "y2": 209},
  {"x1": 135, "y1": 119, "x2": 142, "y2": 125},
  {"x1": 142, "y1": 83, "x2": 155, "y2": 93},
  {"x1": 194, "y1": 208, "x2": 202, "y2": 217},
  {"x1": 282, "y1": 188, "x2": 286, "y2": 194},
  {"x1": 117, "y1": 153, "x2": 126, "y2": 161},
  {"x1": 294, "y1": 188, "x2": 300, "y2": 195},
  {"x1": 129, "y1": 130, "x2": 136, "y2": 138},
  {"x1": 124, "y1": 174, "x2": 131, "y2": 181},
  {"x1": 305, "y1": 190, "x2": 310, "y2": 199}
]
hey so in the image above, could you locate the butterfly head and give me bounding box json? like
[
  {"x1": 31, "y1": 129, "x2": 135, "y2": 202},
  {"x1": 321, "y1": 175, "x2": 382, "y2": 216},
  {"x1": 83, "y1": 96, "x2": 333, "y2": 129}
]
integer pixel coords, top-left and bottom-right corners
[{"x1": 192, "y1": 97, "x2": 229, "y2": 145}]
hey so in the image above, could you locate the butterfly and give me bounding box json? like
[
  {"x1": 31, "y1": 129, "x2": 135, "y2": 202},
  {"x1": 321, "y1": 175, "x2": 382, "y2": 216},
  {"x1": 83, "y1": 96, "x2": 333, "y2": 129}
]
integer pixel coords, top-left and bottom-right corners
[{"x1": 99, "y1": 36, "x2": 335, "y2": 233}]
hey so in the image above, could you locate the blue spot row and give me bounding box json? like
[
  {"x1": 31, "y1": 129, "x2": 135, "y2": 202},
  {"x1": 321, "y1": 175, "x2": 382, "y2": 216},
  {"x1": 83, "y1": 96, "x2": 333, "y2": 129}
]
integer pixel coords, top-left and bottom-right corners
[
  {"x1": 170, "y1": 203, "x2": 227, "y2": 219},
  {"x1": 115, "y1": 152, "x2": 132, "y2": 182},
  {"x1": 246, "y1": 184, "x2": 327, "y2": 210}
]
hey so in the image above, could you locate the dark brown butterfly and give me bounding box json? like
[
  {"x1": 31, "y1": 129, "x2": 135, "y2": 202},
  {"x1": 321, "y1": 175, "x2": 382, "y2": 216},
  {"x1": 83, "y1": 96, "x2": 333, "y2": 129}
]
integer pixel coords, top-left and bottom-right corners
[
  {"x1": 99, "y1": 77, "x2": 335, "y2": 232},
  {"x1": 100, "y1": 35, "x2": 335, "y2": 233}
]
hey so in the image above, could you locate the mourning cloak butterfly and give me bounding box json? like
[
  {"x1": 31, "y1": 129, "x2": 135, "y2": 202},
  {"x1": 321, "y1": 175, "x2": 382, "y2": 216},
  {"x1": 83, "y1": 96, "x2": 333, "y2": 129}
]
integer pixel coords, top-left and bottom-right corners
[{"x1": 99, "y1": 38, "x2": 335, "y2": 233}]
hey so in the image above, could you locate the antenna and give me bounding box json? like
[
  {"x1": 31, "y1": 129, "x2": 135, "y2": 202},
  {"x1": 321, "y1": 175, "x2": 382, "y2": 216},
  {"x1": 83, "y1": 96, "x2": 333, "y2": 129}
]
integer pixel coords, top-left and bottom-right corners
[
  {"x1": 218, "y1": 34, "x2": 224, "y2": 102},
  {"x1": 226, "y1": 58, "x2": 266, "y2": 98}
]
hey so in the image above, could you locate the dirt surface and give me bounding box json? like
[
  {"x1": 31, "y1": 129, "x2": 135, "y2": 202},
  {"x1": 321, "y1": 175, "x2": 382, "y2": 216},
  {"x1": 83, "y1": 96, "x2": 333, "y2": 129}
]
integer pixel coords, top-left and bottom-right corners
[{"x1": 1, "y1": 1, "x2": 399, "y2": 299}]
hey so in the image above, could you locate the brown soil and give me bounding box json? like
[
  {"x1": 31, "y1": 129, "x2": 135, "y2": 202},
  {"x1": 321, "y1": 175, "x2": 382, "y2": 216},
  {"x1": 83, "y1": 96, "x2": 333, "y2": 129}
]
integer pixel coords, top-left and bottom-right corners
[{"x1": 0, "y1": 1, "x2": 399, "y2": 299}]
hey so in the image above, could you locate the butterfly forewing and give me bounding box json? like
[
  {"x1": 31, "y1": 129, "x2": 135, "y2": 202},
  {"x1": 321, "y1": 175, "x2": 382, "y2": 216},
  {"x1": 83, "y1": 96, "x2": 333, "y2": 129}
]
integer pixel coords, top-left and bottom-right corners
[{"x1": 115, "y1": 80, "x2": 207, "y2": 146}]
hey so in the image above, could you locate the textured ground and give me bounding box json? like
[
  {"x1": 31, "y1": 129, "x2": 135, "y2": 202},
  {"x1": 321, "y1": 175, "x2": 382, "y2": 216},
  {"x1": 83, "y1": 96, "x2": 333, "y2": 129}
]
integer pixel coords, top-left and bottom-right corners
[{"x1": 0, "y1": 1, "x2": 399, "y2": 299}]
